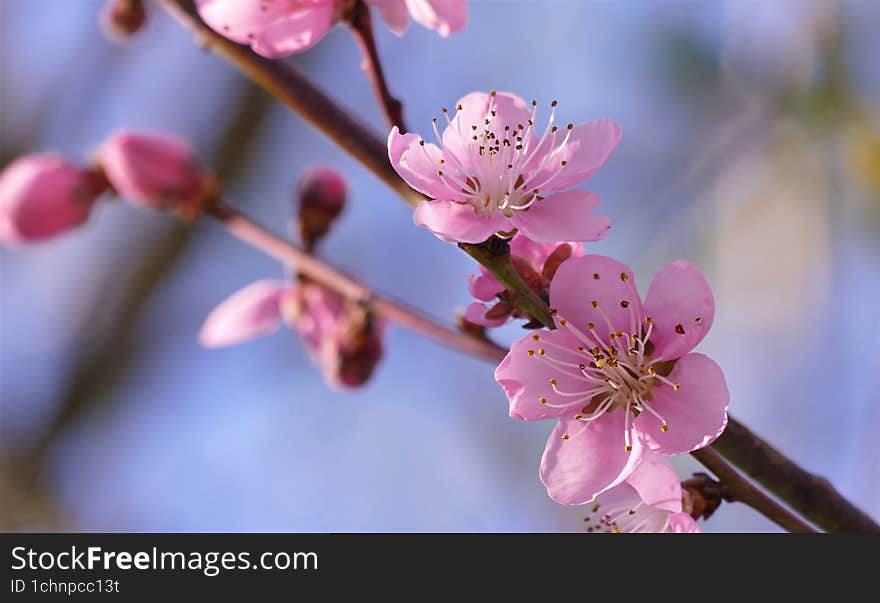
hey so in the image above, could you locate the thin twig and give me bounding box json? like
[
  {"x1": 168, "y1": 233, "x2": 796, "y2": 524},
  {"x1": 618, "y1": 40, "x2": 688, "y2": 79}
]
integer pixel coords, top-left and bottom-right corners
[
  {"x1": 348, "y1": 0, "x2": 406, "y2": 131},
  {"x1": 209, "y1": 203, "x2": 506, "y2": 365},
  {"x1": 691, "y1": 448, "x2": 817, "y2": 533},
  {"x1": 155, "y1": 0, "x2": 880, "y2": 533}
]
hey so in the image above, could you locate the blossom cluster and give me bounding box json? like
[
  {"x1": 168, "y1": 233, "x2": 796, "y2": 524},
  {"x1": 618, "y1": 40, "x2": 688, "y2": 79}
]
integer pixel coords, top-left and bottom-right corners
[{"x1": 391, "y1": 90, "x2": 729, "y2": 532}]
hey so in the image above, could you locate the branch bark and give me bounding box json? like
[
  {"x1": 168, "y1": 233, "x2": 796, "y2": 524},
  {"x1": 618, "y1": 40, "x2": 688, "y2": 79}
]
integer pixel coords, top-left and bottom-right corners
[
  {"x1": 690, "y1": 447, "x2": 817, "y2": 533},
  {"x1": 711, "y1": 419, "x2": 879, "y2": 533}
]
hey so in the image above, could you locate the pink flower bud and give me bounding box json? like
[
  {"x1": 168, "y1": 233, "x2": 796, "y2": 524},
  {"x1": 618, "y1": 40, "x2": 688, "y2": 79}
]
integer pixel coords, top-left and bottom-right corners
[
  {"x1": 98, "y1": 130, "x2": 216, "y2": 218},
  {"x1": 99, "y1": 0, "x2": 147, "y2": 43},
  {"x1": 0, "y1": 154, "x2": 107, "y2": 245},
  {"x1": 295, "y1": 167, "x2": 347, "y2": 251}
]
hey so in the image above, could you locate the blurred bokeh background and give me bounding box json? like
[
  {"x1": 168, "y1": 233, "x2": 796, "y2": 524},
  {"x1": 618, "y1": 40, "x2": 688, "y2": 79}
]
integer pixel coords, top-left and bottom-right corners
[{"x1": 2, "y1": 0, "x2": 878, "y2": 533}]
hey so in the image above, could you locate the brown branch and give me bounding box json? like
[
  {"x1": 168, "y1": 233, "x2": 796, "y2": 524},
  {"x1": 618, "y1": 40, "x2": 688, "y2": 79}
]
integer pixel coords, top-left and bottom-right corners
[
  {"x1": 691, "y1": 447, "x2": 817, "y2": 533},
  {"x1": 154, "y1": 0, "x2": 880, "y2": 533},
  {"x1": 209, "y1": 203, "x2": 507, "y2": 365},
  {"x1": 711, "y1": 419, "x2": 879, "y2": 533},
  {"x1": 347, "y1": 0, "x2": 406, "y2": 131}
]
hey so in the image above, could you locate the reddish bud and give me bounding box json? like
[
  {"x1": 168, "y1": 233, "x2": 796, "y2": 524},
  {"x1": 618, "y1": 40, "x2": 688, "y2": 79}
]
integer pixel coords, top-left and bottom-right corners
[
  {"x1": 98, "y1": 130, "x2": 217, "y2": 219},
  {"x1": 99, "y1": 0, "x2": 147, "y2": 43},
  {"x1": 295, "y1": 166, "x2": 347, "y2": 250},
  {"x1": 0, "y1": 154, "x2": 107, "y2": 245}
]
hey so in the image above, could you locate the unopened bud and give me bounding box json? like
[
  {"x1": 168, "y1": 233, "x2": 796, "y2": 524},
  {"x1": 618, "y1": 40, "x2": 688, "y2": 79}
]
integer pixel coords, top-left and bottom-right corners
[
  {"x1": 98, "y1": 130, "x2": 217, "y2": 219},
  {"x1": 99, "y1": 0, "x2": 147, "y2": 43},
  {"x1": 1, "y1": 154, "x2": 107, "y2": 245},
  {"x1": 295, "y1": 167, "x2": 347, "y2": 251}
]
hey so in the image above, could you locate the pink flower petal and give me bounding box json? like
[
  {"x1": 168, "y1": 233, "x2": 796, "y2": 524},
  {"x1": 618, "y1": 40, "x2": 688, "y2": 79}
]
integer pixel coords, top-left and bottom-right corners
[
  {"x1": 467, "y1": 269, "x2": 503, "y2": 301},
  {"x1": 464, "y1": 302, "x2": 507, "y2": 327},
  {"x1": 634, "y1": 353, "x2": 729, "y2": 454},
  {"x1": 199, "y1": 280, "x2": 291, "y2": 348},
  {"x1": 548, "y1": 254, "x2": 645, "y2": 338},
  {"x1": 367, "y1": 0, "x2": 409, "y2": 35},
  {"x1": 405, "y1": 0, "x2": 467, "y2": 37},
  {"x1": 387, "y1": 126, "x2": 449, "y2": 199},
  {"x1": 540, "y1": 412, "x2": 643, "y2": 505},
  {"x1": 495, "y1": 329, "x2": 588, "y2": 421},
  {"x1": 667, "y1": 512, "x2": 700, "y2": 533},
  {"x1": 624, "y1": 450, "x2": 682, "y2": 513},
  {"x1": 525, "y1": 119, "x2": 622, "y2": 191},
  {"x1": 510, "y1": 190, "x2": 610, "y2": 243},
  {"x1": 643, "y1": 260, "x2": 715, "y2": 361},
  {"x1": 442, "y1": 91, "x2": 533, "y2": 170},
  {"x1": 413, "y1": 199, "x2": 508, "y2": 243},
  {"x1": 591, "y1": 482, "x2": 672, "y2": 532},
  {"x1": 508, "y1": 236, "x2": 584, "y2": 268},
  {"x1": 195, "y1": 0, "x2": 334, "y2": 58}
]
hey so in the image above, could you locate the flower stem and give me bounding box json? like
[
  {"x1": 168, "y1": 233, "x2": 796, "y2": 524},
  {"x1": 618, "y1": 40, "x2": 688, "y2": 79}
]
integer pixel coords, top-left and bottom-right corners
[
  {"x1": 209, "y1": 203, "x2": 506, "y2": 365},
  {"x1": 156, "y1": 0, "x2": 879, "y2": 533},
  {"x1": 347, "y1": 0, "x2": 406, "y2": 131},
  {"x1": 690, "y1": 447, "x2": 817, "y2": 533}
]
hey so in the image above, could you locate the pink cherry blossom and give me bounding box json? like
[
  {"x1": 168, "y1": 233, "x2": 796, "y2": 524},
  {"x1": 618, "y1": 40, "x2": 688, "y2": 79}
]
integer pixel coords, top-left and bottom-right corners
[
  {"x1": 195, "y1": 0, "x2": 339, "y2": 58},
  {"x1": 583, "y1": 452, "x2": 699, "y2": 533},
  {"x1": 0, "y1": 154, "x2": 107, "y2": 245},
  {"x1": 465, "y1": 233, "x2": 584, "y2": 327},
  {"x1": 388, "y1": 91, "x2": 619, "y2": 244},
  {"x1": 495, "y1": 254, "x2": 728, "y2": 505},
  {"x1": 199, "y1": 279, "x2": 385, "y2": 388},
  {"x1": 98, "y1": 130, "x2": 214, "y2": 217},
  {"x1": 368, "y1": 0, "x2": 466, "y2": 37},
  {"x1": 195, "y1": 0, "x2": 466, "y2": 59}
]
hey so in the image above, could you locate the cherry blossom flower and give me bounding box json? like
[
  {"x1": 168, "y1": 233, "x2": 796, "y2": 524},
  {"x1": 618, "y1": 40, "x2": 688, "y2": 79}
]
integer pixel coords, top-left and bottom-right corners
[
  {"x1": 98, "y1": 130, "x2": 216, "y2": 218},
  {"x1": 583, "y1": 452, "x2": 699, "y2": 533},
  {"x1": 199, "y1": 279, "x2": 385, "y2": 388},
  {"x1": 195, "y1": 0, "x2": 466, "y2": 59},
  {"x1": 495, "y1": 254, "x2": 728, "y2": 505},
  {"x1": 465, "y1": 233, "x2": 584, "y2": 327},
  {"x1": 388, "y1": 91, "x2": 619, "y2": 244},
  {"x1": 0, "y1": 154, "x2": 107, "y2": 245},
  {"x1": 369, "y1": 0, "x2": 466, "y2": 37}
]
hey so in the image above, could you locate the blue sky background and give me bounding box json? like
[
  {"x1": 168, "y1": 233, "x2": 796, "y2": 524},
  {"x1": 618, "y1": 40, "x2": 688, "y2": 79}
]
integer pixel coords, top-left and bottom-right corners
[{"x1": 1, "y1": 0, "x2": 878, "y2": 532}]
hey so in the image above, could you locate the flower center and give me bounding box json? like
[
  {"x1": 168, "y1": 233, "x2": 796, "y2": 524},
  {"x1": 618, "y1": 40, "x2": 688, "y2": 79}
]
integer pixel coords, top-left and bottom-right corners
[
  {"x1": 526, "y1": 303, "x2": 680, "y2": 451},
  {"x1": 583, "y1": 498, "x2": 669, "y2": 533},
  {"x1": 422, "y1": 94, "x2": 575, "y2": 218}
]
